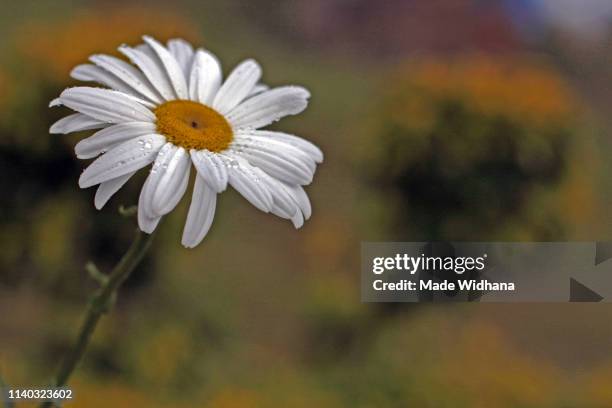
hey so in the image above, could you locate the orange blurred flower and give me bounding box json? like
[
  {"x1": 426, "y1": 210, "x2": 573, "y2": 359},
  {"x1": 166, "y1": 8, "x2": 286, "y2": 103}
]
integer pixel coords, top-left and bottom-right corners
[
  {"x1": 16, "y1": 6, "x2": 200, "y2": 81},
  {"x1": 391, "y1": 55, "x2": 578, "y2": 128}
]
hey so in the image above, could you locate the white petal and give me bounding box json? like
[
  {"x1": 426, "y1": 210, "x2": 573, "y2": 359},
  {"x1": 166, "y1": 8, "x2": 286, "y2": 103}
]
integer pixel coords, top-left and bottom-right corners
[
  {"x1": 213, "y1": 59, "x2": 261, "y2": 114},
  {"x1": 226, "y1": 86, "x2": 309, "y2": 130},
  {"x1": 230, "y1": 142, "x2": 313, "y2": 186},
  {"x1": 69, "y1": 66, "x2": 156, "y2": 109},
  {"x1": 59, "y1": 87, "x2": 155, "y2": 123},
  {"x1": 79, "y1": 134, "x2": 165, "y2": 188},
  {"x1": 233, "y1": 133, "x2": 316, "y2": 173},
  {"x1": 142, "y1": 143, "x2": 190, "y2": 216},
  {"x1": 94, "y1": 171, "x2": 135, "y2": 209},
  {"x1": 270, "y1": 201, "x2": 304, "y2": 229},
  {"x1": 75, "y1": 122, "x2": 157, "y2": 159},
  {"x1": 270, "y1": 204, "x2": 292, "y2": 220},
  {"x1": 284, "y1": 183, "x2": 312, "y2": 220},
  {"x1": 89, "y1": 54, "x2": 162, "y2": 104},
  {"x1": 248, "y1": 83, "x2": 269, "y2": 98},
  {"x1": 167, "y1": 39, "x2": 195, "y2": 76},
  {"x1": 257, "y1": 169, "x2": 298, "y2": 219},
  {"x1": 190, "y1": 149, "x2": 228, "y2": 192},
  {"x1": 135, "y1": 43, "x2": 156, "y2": 58},
  {"x1": 291, "y1": 210, "x2": 304, "y2": 229},
  {"x1": 50, "y1": 113, "x2": 108, "y2": 134},
  {"x1": 143, "y1": 36, "x2": 189, "y2": 99},
  {"x1": 225, "y1": 155, "x2": 273, "y2": 212},
  {"x1": 181, "y1": 174, "x2": 217, "y2": 248},
  {"x1": 71, "y1": 64, "x2": 139, "y2": 98},
  {"x1": 189, "y1": 50, "x2": 222, "y2": 105},
  {"x1": 138, "y1": 177, "x2": 162, "y2": 234},
  {"x1": 71, "y1": 64, "x2": 106, "y2": 82},
  {"x1": 119, "y1": 45, "x2": 176, "y2": 101},
  {"x1": 238, "y1": 129, "x2": 323, "y2": 163}
]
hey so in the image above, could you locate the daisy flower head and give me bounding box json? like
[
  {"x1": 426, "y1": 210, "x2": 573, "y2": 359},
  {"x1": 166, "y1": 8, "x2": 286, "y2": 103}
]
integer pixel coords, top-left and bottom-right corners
[{"x1": 50, "y1": 36, "x2": 322, "y2": 248}]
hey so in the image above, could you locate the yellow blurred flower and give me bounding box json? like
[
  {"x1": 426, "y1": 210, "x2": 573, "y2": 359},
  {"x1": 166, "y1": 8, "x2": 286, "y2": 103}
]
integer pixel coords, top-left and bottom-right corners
[
  {"x1": 555, "y1": 155, "x2": 598, "y2": 237},
  {"x1": 208, "y1": 389, "x2": 262, "y2": 408},
  {"x1": 579, "y1": 361, "x2": 612, "y2": 405},
  {"x1": 16, "y1": 7, "x2": 200, "y2": 81},
  {"x1": 206, "y1": 376, "x2": 342, "y2": 408},
  {"x1": 439, "y1": 321, "x2": 562, "y2": 407},
  {"x1": 135, "y1": 324, "x2": 193, "y2": 386},
  {"x1": 375, "y1": 316, "x2": 566, "y2": 407},
  {"x1": 68, "y1": 380, "x2": 178, "y2": 408}
]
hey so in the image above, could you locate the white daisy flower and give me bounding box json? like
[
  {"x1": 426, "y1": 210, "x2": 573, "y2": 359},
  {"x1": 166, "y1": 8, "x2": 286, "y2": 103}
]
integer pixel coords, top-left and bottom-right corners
[{"x1": 50, "y1": 36, "x2": 322, "y2": 248}]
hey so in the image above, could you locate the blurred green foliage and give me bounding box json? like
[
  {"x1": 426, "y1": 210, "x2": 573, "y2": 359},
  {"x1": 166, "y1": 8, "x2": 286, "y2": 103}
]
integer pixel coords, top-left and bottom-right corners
[
  {"x1": 365, "y1": 56, "x2": 593, "y2": 241},
  {"x1": 0, "y1": 2, "x2": 611, "y2": 408}
]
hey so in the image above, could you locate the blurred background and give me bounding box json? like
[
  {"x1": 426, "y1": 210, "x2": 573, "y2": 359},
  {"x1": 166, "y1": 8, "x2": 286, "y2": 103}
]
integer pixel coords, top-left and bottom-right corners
[{"x1": 1, "y1": 0, "x2": 612, "y2": 406}]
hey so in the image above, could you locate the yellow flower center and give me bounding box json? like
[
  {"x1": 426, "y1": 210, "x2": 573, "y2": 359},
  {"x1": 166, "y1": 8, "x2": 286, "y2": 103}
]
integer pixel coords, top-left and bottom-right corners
[{"x1": 154, "y1": 100, "x2": 233, "y2": 151}]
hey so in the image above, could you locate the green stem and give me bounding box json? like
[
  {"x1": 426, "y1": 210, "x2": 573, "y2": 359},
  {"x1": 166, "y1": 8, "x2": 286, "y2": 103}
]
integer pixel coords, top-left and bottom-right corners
[{"x1": 39, "y1": 228, "x2": 155, "y2": 408}]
